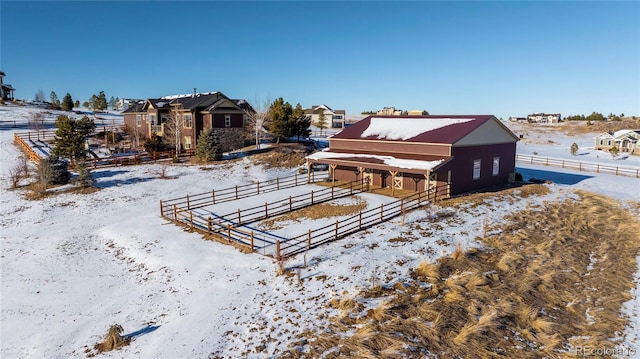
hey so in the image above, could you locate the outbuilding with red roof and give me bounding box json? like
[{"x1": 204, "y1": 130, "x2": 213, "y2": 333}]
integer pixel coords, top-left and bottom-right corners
[{"x1": 306, "y1": 115, "x2": 519, "y2": 197}]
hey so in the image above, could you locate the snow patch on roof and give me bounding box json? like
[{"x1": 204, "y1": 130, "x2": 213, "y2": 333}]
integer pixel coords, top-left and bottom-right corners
[
  {"x1": 161, "y1": 91, "x2": 218, "y2": 100},
  {"x1": 307, "y1": 150, "x2": 445, "y2": 170},
  {"x1": 361, "y1": 117, "x2": 475, "y2": 140}
]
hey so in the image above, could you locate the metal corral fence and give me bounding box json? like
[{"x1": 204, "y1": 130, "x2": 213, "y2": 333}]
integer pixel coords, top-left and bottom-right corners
[
  {"x1": 516, "y1": 154, "x2": 640, "y2": 178},
  {"x1": 160, "y1": 172, "x2": 328, "y2": 215}
]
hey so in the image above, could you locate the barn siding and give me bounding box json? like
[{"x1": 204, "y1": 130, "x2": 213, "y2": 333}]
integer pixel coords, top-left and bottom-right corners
[
  {"x1": 329, "y1": 139, "x2": 450, "y2": 158},
  {"x1": 439, "y1": 143, "x2": 516, "y2": 195}
]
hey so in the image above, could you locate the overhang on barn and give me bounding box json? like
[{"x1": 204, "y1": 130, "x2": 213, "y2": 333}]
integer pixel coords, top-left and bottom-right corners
[{"x1": 306, "y1": 115, "x2": 518, "y2": 197}]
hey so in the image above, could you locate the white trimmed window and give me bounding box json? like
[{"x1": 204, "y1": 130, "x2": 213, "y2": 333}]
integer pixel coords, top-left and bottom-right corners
[
  {"x1": 149, "y1": 114, "x2": 157, "y2": 125},
  {"x1": 184, "y1": 136, "x2": 192, "y2": 150},
  {"x1": 136, "y1": 114, "x2": 142, "y2": 126},
  {"x1": 225, "y1": 115, "x2": 231, "y2": 128},
  {"x1": 492, "y1": 157, "x2": 500, "y2": 176},
  {"x1": 473, "y1": 159, "x2": 481, "y2": 180},
  {"x1": 184, "y1": 114, "x2": 193, "y2": 128},
  {"x1": 607, "y1": 140, "x2": 612, "y2": 146}
]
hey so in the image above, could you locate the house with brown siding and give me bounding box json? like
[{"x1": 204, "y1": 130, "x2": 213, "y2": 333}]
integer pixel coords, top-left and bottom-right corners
[
  {"x1": 306, "y1": 115, "x2": 519, "y2": 197},
  {"x1": 123, "y1": 91, "x2": 253, "y2": 151}
]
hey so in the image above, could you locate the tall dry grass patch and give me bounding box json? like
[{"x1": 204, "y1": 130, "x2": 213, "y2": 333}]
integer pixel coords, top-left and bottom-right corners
[{"x1": 283, "y1": 191, "x2": 640, "y2": 358}]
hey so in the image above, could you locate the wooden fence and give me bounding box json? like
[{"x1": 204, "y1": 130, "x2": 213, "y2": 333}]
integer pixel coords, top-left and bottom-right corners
[
  {"x1": 516, "y1": 154, "x2": 640, "y2": 178},
  {"x1": 160, "y1": 172, "x2": 329, "y2": 217},
  {"x1": 163, "y1": 177, "x2": 449, "y2": 259}
]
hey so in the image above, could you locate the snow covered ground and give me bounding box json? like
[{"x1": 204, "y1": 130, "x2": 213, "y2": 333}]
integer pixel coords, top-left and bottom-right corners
[{"x1": 1, "y1": 105, "x2": 639, "y2": 358}]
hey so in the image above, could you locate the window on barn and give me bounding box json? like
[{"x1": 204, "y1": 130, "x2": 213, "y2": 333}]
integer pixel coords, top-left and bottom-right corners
[
  {"x1": 473, "y1": 159, "x2": 481, "y2": 180},
  {"x1": 184, "y1": 136, "x2": 192, "y2": 149},
  {"x1": 136, "y1": 114, "x2": 142, "y2": 127},
  {"x1": 492, "y1": 157, "x2": 500, "y2": 176},
  {"x1": 225, "y1": 115, "x2": 231, "y2": 127},
  {"x1": 184, "y1": 114, "x2": 193, "y2": 128}
]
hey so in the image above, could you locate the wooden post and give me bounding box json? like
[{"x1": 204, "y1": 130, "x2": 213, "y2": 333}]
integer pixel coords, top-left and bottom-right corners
[
  {"x1": 189, "y1": 211, "x2": 194, "y2": 231},
  {"x1": 562, "y1": 160, "x2": 565, "y2": 168},
  {"x1": 295, "y1": 173, "x2": 298, "y2": 186},
  {"x1": 359, "y1": 211, "x2": 362, "y2": 229},
  {"x1": 389, "y1": 170, "x2": 397, "y2": 197},
  {"x1": 380, "y1": 204, "x2": 384, "y2": 221},
  {"x1": 311, "y1": 190, "x2": 314, "y2": 204},
  {"x1": 330, "y1": 164, "x2": 337, "y2": 186},
  {"x1": 350, "y1": 181, "x2": 353, "y2": 195},
  {"x1": 289, "y1": 196, "x2": 292, "y2": 211},
  {"x1": 235, "y1": 185, "x2": 238, "y2": 199},
  {"x1": 616, "y1": 167, "x2": 619, "y2": 176},
  {"x1": 207, "y1": 217, "x2": 212, "y2": 234},
  {"x1": 257, "y1": 181, "x2": 260, "y2": 194},
  {"x1": 212, "y1": 189, "x2": 216, "y2": 204},
  {"x1": 335, "y1": 220, "x2": 339, "y2": 239},
  {"x1": 277, "y1": 177, "x2": 280, "y2": 190},
  {"x1": 227, "y1": 224, "x2": 231, "y2": 243},
  {"x1": 265, "y1": 202, "x2": 268, "y2": 218},
  {"x1": 160, "y1": 200, "x2": 164, "y2": 217},
  {"x1": 331, "y1": 186, "x2": 334, "y2": 199},
  {"x1": 237, "y1": 209, "x2": 241, "y2": 224},
  {"x1": 250, "y1": 231, "x2": 254, "y2": 251},
  {"x1": 276, "y1": 240, "x2": 281, "y2": 261},
  {"x1": 597, "y1": 164, "x2": 600, "y2": 173},
  {"x1": 308, "y1": 229, "x2": 312, "y2": 249},
  {"x1": 307, "y1": 162, "x2": 311, "y2": 184},
  {"x1": 579, "y1": 162, "x2": 582, "y2": 171},
  {"x1": 186, "y1": 194, "x2": 190, "y2": 210},
  {"x1": 173, "y1": 204, "x2": 177, "y2": 221}
]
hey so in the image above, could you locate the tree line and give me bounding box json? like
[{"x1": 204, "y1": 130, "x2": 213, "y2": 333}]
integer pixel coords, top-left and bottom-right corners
[
  {"x1": 34, "y1": 89, "x2": 119, "y2": 112},
  {"x1": 564, "y1": 112, "x2": 626, "y2": 122}
]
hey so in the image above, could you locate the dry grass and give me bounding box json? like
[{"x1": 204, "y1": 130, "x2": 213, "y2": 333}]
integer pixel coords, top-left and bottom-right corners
[
  {"x1": 251, "y1": 144, "x2": 313, "y2": 169},
  {"x1": 260, "y1": 197, "x2": 367, "y2": 230},
  {"x1": 283, "y1": 191, "x2": 640, "y2": 358},
  {"x1": 91, "y1": 324, "x2": 131, "y2": 355}
]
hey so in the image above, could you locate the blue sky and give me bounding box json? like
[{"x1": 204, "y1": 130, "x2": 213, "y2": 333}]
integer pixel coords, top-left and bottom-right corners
[{"x1": 1, "y1": 1, "x2": 638, "y2": 119}]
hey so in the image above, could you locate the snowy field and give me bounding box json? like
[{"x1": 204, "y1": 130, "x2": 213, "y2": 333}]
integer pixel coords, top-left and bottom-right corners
[{"x1": 1, "y1": 105, "x2": 639, "y2": 358}]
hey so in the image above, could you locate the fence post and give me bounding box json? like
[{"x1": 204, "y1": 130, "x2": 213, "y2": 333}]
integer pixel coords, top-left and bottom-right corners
[
  {"x1": 562, "y1": 160, "x2": 565, "y2": 168},
  {"x1": 238, "y1": 209, "x2": 242, "y2": 225},
  {"x1": 311, "y1": 190, "x2": 314, "y2": 205},
  {"x1": 250, "y1": 231, "x2": 254, "y2": 252},
  {"x1": 160, "y1": 200, "x2": 164, "y2": 217},
  {"x1": 380, "y1": 204, "x2": 384, "y2": 221},
  {"x1": 227, "y1": 224, "x2": 231, "y2": 243},
  {"x1": 637, "y1": 169, "x2": 639, "y2": 178},
  {"x1": 289, "y1": 196, "x2": 292, "y2": 211},
  {"x1": 359, "y1": 211, "x2": 362, "y2": 229},
  {"x1": 331, "y1": 186, "x2": 334, "y2": 199},
  {"x1": 257, "y1": 181, "x2": 260, "y2": 194},
  {"x1": 308, "y1": 229, "x2": 311, "y2": 249},
  {"x1": 207, "y1": 217, "x2": 212, "y2": 234},
  {"x1": 190, "y1": 211, "x2": 194, "y2": 231},
  {"x1": 235, "y1": 185, "x2": 238, "y2": 199},
  {"x1": 186, "y1": 194, "x2": 190, "y2": 210},
  {"x1": 597, "y1": 164, "x2": 600, "y2": 173},
  {"x1": 265, "y1": 202, "x2": 268, "y2": 219},
  {"x1": 295, "y1": 173, "x2": 298, "y2": 186},
  {"x1": 579, "y1": 162, "x2": 582, "y2": 171},
  {"x1": 277, "y1": 177, "x2": 280, "y2": 190},
  {"x1": 173, "y1": 204, "x2": 177, "y2": 221},
  {"x1": 335, "y1": 220, "x2": 339, "y2": 239},
  {"x1": 350, "y1": 181, "x2": 353, "y2": 195},
  {"x1": 616, "y1": 167, "x2": 619, "y2": 176},
  {"x1": 276, "y1": 240, "x2": 281, "y2": 261},
  {"x1": 212, "y1": 189, "x2": 216, "y2": 204}
]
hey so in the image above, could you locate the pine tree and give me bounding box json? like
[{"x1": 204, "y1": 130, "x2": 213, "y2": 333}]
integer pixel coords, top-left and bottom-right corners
[
  {"x1": 196, "y1": 128, "x2": 223, "y2": 162},
  {"x1": 62, "y1": 93, "x2": 74, "y2": 111},
  {"x1": 143, "y1": 132, "x2": 164, "y2": 153},
  {"x1": 570, "y1": 143, "x2": 579, "y2": 156},
  {"x1": 292, "y1": 103, "x2": 311, "y2": 141},
  {"x1": 34, "y1": 89, "x2": 45, "y2": 102},
  {"x1": 95, "y1": 91, "x2": 108, "y2": 111},
  {"x1": 74, "y1": 100, "x2": 80, "y2": 108},
  {"x1": 269, "y1": 97, "x2": 294, "y2": 142},
  {"x1": 50, "y1": 91, "x2": 60, "y2": 106},
  {"x1": 75, "y1": 162, "x2": 94, "y2": 188},
  {"x1": 317, "y1": 111, "x2": 328, "y2": 135},
  {"x1": 52, "y1": 115, "x2": 95, "y2": 162},
  {"x1": 609, "y1": 145, "x2": 619, "y2": 158}
]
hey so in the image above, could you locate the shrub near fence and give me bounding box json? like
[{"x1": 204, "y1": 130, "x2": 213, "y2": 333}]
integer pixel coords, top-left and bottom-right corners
[{"x1": 516, "y1": 154, "x2": 640, "y2": 178}]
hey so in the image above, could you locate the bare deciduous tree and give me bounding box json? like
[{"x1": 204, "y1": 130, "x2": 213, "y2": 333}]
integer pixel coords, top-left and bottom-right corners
[
  {"x1": 244, "y1": 96, "x2": 271, "y2": 150},
  {"x1": 8, "y1": 164, "x2": 21, "y2": 189},
  {"x1": 164, "y1": 103, "x2": 185, "y2": 157},
  {"x1": 28, "y1": 112, "x2": 45, "y2": 139}
]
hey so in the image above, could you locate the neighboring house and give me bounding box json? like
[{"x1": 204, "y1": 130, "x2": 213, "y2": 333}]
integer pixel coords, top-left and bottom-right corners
[
  {"x1": 116, "y1": 98, "x2": 144, "y2": 112},
  {"x1": 376, "y1": 107, "x2": 404, "y2": 116},
  {"x1": 527, "y1": 113, "x2": 561, "y2": 123},
  {"x1": 306, "y1": 115, "x2": 519, "y2": 197},
  {"x1": 0, "y1": 71, "x2": 15, "y2": 101},
  {"x1": 304, "y1": 105, "x2": 347, "y2": 128},
  {"x1": 509, "y1": 117, "x2": 527, "y2": 122},
  {"x1": 122, "y1": 91, "x2": 253, "y2": 152},
  {"x1": 594, "y1": 130, "x2": 640, "y2": 154},
  {"x1": 407, "y1": 109, "x2": 429, "y2": 116}
]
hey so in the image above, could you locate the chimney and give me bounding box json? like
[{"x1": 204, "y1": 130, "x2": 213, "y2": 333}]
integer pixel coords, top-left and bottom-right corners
[{"x1": 193, "y1": 88, "x2": 196, "y2": 98}]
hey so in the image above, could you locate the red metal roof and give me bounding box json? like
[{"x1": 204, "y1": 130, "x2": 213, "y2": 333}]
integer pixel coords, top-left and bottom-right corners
[{"x1": 331, "y1": 115, "x2": 496, "y2": 144}]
